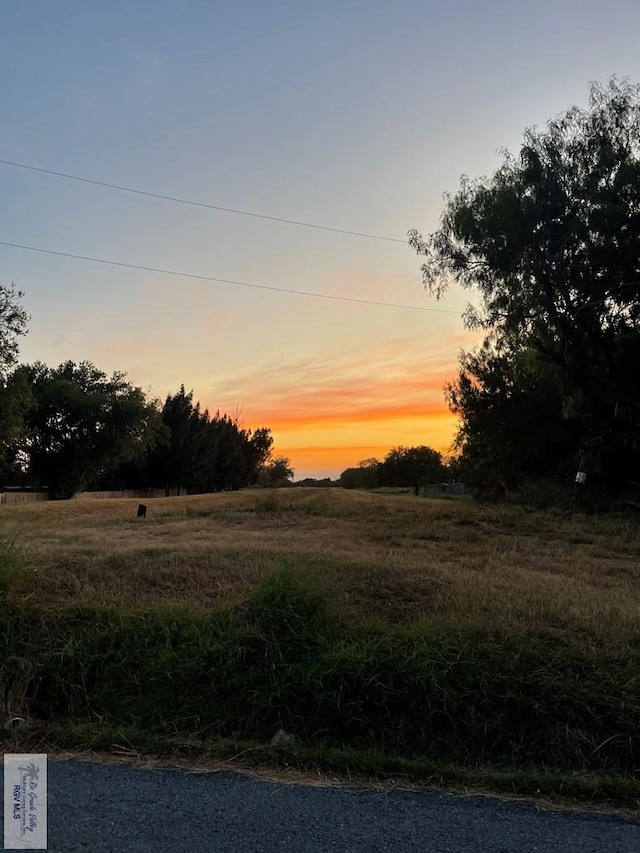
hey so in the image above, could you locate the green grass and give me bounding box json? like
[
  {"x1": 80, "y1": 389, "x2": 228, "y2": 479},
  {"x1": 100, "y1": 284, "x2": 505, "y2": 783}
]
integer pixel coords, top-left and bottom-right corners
[{"x1": 1, "y1": 574, "x2": 637, "y2": 770}]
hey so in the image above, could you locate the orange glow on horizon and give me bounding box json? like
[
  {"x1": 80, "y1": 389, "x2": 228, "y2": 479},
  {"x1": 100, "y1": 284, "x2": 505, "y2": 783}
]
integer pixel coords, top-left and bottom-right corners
[
  {"x1": 238, "y1": 400, "x2": 459, "y2": 479},
  {"x1": 198, "y1": 329, "x2": 479, "y2": 479},
  {"x1": 273, "y1": 409, "x2": 460, "y2": 479},
  {"x1": 252, "y1": 400, "x2": 453, "y2": 432}
]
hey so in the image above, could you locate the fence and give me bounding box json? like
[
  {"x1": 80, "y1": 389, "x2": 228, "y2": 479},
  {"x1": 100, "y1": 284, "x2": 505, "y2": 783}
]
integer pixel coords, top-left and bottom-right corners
[
  {"x1": 72, "y1": 488, "x2": 181, "y2": 500},
  {"x1": 0, "y1": 491, "x2": 49, "y2": 505},
  {"x1": 1, "y1": 488, "x2": 182, "y2": 504}
]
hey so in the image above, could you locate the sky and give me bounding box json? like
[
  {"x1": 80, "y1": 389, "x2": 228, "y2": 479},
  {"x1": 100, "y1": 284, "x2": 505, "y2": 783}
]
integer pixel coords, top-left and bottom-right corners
[{"x1": 2, "y1": 1, "x2": 640, "y2": 479}]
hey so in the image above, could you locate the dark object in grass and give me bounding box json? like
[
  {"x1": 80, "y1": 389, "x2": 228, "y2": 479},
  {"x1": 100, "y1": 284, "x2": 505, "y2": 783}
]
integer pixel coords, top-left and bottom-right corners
[{"x1": 137, "y1": 504, "x2": 147, "y2": 519}]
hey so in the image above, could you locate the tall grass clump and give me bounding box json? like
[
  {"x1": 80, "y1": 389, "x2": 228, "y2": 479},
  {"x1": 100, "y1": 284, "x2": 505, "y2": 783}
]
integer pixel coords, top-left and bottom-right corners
[
  {"x1": 242, "y1": 566, "x2": 333, "y2": 660},
  {"x1": 303, "y1": 626, "x2": 639, "y2": 772}
]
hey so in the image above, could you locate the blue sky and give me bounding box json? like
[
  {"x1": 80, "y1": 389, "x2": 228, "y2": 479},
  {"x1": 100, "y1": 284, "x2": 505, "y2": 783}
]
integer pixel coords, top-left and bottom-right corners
[{"x1": 2, "y1": 1, "x2": 640, "y2": 477}]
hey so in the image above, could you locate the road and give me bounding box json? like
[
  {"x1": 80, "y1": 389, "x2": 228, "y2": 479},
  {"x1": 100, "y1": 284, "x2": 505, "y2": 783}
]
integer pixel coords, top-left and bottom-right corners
[{"x1": 10, "y1": 759, "x2": 640, "y2": 852}]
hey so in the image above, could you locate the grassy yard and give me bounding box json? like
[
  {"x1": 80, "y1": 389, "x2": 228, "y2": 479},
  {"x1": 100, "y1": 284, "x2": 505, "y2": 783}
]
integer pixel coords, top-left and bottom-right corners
[{"x1": 1, "y1": 488, "x2": 639, "y2": 808}]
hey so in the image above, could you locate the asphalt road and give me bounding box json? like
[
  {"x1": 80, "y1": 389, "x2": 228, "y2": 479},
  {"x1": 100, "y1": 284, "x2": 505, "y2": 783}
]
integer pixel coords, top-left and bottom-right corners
[{"x1": 8, "y1": 759, "x2": 640, "y2": 852}]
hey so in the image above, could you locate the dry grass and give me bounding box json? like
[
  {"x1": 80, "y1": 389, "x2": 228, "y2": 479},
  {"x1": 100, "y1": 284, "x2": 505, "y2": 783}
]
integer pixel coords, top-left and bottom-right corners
[{"x1": 2, "y1": 488, "x2": 639, "y2": 648}]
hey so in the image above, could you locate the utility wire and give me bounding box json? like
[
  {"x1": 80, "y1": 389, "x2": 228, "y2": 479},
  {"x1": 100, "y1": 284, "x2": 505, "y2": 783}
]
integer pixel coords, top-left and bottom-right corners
[
  {"x1": 0, "y1": 239, "x2": 462, "y2": 315},
  {"x1": 0, "y1": 158, "x2": 408, "y2": 244}
]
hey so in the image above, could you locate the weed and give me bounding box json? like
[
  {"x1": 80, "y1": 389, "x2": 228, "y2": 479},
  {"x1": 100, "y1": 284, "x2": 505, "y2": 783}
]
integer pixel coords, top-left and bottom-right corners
[{"x1": 242, "y1": 567, "x2": 333, "y2": 659}]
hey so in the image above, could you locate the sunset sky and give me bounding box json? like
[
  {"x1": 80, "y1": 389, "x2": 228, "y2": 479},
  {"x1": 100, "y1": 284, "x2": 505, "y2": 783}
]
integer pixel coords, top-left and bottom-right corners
[{"x1": 2, "y1": 2, "x2": 640, "y2": 478}]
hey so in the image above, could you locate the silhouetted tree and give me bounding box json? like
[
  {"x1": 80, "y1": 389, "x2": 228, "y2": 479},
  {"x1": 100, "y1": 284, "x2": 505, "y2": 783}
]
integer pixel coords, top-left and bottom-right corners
[
  {"x1": 297, "y1": 477, "x2": 333, "y2": 488},
  {"x1": 258, "y1": 456, "x2": 295, "y2": 488},
  {"x1": 154, "y1": 386, "x2": 200, "y2": 495},
  {"x1": 0, "y1": 283, "x2": 28, "y2": 377},
  {"x1": 140, "y1": 388, "x2": 273, "y2": 494},
  {"x1": 10, "y1": 361, "x2": 165, "y2": 498},
  {"x1": 445, "y1": 343, "x2": 581, "y2": 494},
  {"x1": 241, "y1": 426, "x2": 274, "y2": 487},
  {"x1": 0, "y1": 284, "x2": 30, "y2": 484},
  {"x1": 410, "y1": 78, "x2": 640, "y2": 492},
  {"x1": 380, "y1": 446, "x2": 445, "y2": 495},
  {"x1": 338, "y1": 458, "x2": 381, "y2": 489}
]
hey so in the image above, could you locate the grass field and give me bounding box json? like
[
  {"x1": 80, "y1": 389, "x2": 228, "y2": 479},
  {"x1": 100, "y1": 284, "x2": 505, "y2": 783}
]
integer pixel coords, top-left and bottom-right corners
[{"x1": 1, "y1": 488, "x2": 639, "y2": 808}]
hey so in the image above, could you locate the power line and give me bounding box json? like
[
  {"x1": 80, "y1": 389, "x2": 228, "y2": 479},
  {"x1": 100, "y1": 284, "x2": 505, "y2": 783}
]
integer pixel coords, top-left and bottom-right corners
[
  {"x1": 0, "y1": 239, "x2": 462, "y2": 314},
  {"x1": 0, "y1": 158, "x2": 408, "y2": 244}
]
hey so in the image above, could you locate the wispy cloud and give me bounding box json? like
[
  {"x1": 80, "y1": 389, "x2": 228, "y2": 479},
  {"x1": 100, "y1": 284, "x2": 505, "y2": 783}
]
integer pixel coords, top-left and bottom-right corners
[
  {"x1": 194, "y1": 329, "x2": 478, "y2": 474},
  {"x1": 206, "y1": 329, "x2": 479, "y2": 431}
]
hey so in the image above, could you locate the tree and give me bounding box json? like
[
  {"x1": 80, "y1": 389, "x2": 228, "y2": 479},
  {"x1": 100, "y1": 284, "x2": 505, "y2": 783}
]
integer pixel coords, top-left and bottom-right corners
[
  {"x1": 0, "y1": 283, "x2": 28, "y2": 377},
  {"x1": 338, "y1": 458, "x2": 381, "y2": 489},
  {"x1": 0, "y1": 369, "x2": 34, "y2": 485},
  {"x1": 258, "y1": 456, "x2": 295, "y2": 488},
  {"x1": 11, "y1": 361, "x2": 165, "y2": 498},
  {"x1": 379, "y1": 446, "x2": 445, "y2": 495},
  {"x1": 0, "y1": 284, "x2": 30, "y2": 481},
  {"x1": 238, "y1": 425, "x2": 273, "y2": 488},
  {"x1": 409, "y1": 78, "x2": 640, "y2": 490},
  {"x1": 297, "y1": 477, "x2": 333, "y2": 487},
  {"x1": 445, "y1": 342, "x2": 580, "y2": 493},
  {"x1": 140, "y1": 388, "x2": 273, "y2": 494},
  {"x1": 144, "y1": 385, "x2": 204, "y2": 495}
]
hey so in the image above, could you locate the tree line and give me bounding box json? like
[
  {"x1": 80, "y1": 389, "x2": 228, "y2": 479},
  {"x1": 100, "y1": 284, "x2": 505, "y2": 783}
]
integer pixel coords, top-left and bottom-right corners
[
  {"x1": 339, "y1": 446, "x2": 447, "y2": 494},
  {"x1": 0, "y1": 315, "x2": 276, "y2": 499}
]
